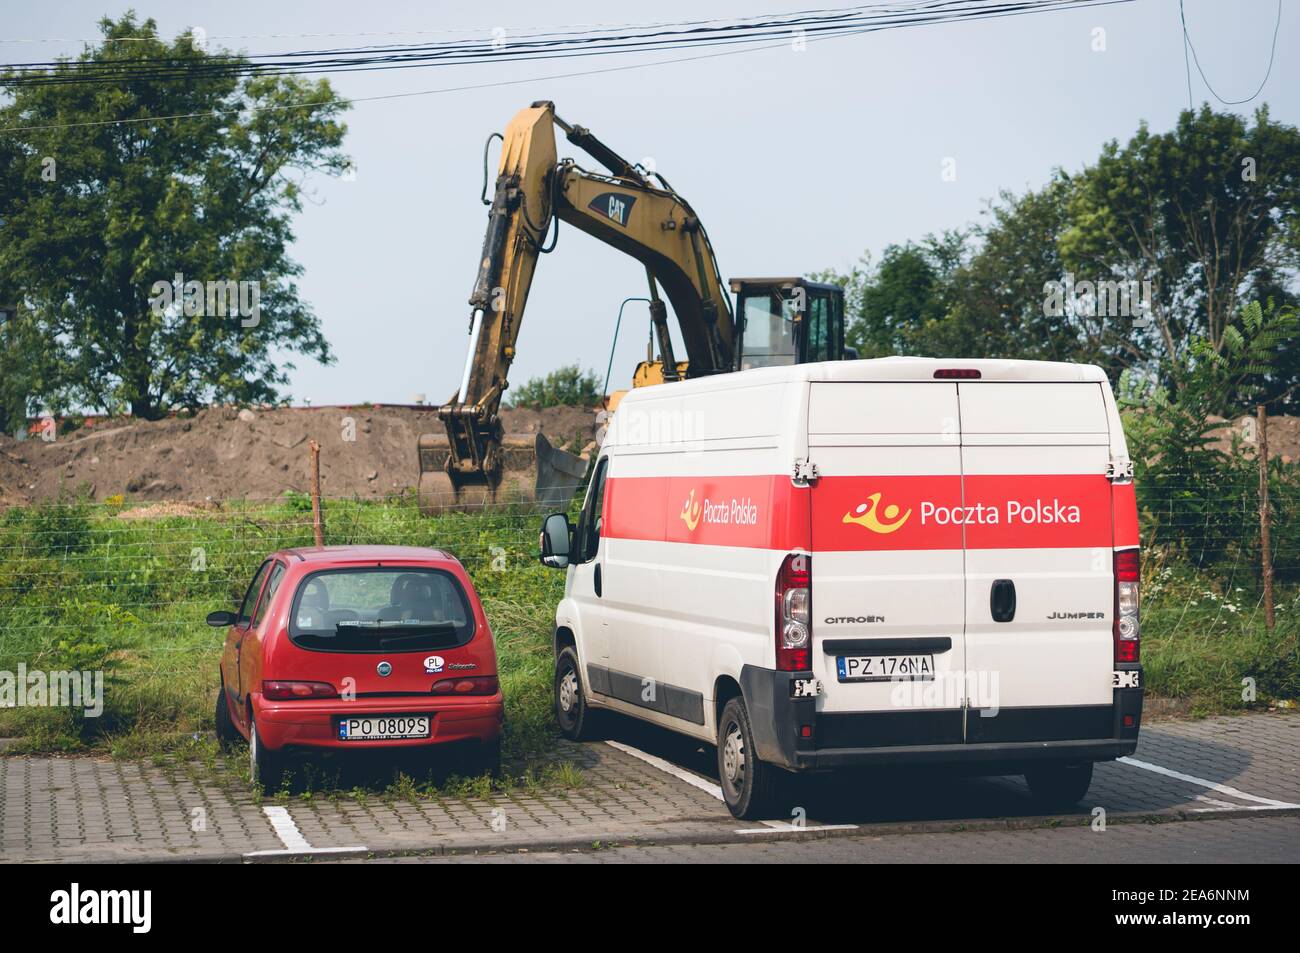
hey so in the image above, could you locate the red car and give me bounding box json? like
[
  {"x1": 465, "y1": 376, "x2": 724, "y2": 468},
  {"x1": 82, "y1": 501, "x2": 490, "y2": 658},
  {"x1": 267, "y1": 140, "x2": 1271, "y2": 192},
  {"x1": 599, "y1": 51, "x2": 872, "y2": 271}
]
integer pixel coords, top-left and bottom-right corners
[{"x1": 208, "y1": 545, "x2": 503, "y2": 787}]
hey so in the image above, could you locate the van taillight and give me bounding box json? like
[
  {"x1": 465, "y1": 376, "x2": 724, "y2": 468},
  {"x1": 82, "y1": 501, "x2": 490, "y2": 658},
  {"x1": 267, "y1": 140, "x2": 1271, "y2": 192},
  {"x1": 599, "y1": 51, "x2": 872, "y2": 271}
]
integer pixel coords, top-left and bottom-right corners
[
  {"x1": 262, "y1": 680, "x2": 337, "y2": 700},
  {"x1": 933, "y1": 368, "x2": 981, "y2": 379},
  {"x1": 776, "y1": 553, "x2": 811, "y2": 672},
  {"x1": 1114, "y1": 549, "x2": 1140, "y2": 663}
]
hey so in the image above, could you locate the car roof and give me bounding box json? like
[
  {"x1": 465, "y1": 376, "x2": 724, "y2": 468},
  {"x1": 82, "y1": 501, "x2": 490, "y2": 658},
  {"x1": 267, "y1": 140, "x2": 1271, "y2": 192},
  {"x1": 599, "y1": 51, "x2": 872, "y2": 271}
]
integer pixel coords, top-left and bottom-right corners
[{"x1": 274, "y1": 545, "x2": 455, "y2": 564}]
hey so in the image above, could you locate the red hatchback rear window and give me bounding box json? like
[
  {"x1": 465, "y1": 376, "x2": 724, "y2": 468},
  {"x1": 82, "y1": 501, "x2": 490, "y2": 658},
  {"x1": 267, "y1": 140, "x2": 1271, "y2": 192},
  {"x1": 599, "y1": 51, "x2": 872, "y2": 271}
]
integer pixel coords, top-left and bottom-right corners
[{"x1": 288, "y1": 567, "x2": 475, "y2": 653}]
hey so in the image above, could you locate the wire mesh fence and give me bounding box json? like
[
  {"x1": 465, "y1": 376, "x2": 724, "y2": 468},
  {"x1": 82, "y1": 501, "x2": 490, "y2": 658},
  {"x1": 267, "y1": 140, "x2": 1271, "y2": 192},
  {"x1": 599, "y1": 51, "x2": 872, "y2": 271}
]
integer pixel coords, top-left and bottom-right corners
[{"x1": 0, "y1": 480, "x2": 1294, "y2": 748}]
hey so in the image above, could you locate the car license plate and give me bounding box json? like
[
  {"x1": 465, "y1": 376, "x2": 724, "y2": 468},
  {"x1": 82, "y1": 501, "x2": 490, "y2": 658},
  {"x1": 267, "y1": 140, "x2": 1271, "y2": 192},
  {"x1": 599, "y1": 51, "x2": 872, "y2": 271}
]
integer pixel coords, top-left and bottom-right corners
[
  {"x1": 337, "y1": 715, "x2": 430, "y2": 741},
  {"x1": 836, "y1": 654, "x2": 935, "y2": 683}
]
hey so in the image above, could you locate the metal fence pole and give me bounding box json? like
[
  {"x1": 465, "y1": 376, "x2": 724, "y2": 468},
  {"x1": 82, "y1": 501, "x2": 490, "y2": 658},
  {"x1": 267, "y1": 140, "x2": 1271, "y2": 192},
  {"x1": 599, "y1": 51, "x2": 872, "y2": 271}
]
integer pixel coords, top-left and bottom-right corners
[{"x1": 1257, "y1": 405, "x2": 1274, "y2": 630}]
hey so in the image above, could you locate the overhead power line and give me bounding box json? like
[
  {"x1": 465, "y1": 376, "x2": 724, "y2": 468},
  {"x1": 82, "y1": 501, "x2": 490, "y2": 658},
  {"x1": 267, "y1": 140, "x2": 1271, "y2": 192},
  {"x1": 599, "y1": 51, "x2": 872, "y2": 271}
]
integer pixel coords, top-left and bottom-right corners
[
  {"x1": 1178, "y1": 0, "x2": 1282, "y2": 108},
  {"x1": 1, "y1": 1, "x2": 1126, "y2": 90},
  {"x1": 0, "y1": 0, "x2": 1132, "y2": 135}
]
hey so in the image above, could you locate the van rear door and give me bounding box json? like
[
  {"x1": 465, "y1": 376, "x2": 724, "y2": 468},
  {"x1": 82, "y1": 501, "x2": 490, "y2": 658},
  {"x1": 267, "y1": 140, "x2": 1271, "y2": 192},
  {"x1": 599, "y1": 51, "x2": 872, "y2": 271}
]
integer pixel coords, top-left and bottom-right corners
[
  {"x1": 958, "y1": 382, "x2": 1115, "y2": 738},
  {"x1": 807, "y1": 382, "x2": 966, "y2": 746}
]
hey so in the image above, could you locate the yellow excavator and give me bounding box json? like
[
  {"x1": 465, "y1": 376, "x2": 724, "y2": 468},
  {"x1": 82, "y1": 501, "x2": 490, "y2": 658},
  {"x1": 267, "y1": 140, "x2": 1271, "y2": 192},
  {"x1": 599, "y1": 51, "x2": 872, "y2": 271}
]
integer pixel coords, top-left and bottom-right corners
[{"x1": 417, "y1": 101, "x2": 851, "y2": 514}]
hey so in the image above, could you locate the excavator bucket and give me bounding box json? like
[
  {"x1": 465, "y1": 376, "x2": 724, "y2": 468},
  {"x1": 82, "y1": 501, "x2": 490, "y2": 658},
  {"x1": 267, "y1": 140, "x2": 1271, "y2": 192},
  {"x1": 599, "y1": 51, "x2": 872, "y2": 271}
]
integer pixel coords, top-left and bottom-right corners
[{"x1": 417, "y1": 430, "x2": 588, "y2": 515}]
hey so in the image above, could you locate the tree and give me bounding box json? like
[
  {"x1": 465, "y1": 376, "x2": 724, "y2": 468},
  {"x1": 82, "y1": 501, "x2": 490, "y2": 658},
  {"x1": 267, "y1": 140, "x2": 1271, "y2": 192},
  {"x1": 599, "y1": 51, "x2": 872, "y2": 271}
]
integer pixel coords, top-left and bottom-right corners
[
  {"x1": 507, "y1": 365, "x2": 603, "y2": 409},
  {"x1": 815, "y1": 232, "x2": 966, "y2": 359},
  {"x1": 1061, "y1": 106, "x2": 1300, "y2": 401},
  {"x1": 821, "y1": 107, "x2": 1300, "y2": 410},
  {"x1": 0, "y1": 14, "x2": 349, "y2": 418}
]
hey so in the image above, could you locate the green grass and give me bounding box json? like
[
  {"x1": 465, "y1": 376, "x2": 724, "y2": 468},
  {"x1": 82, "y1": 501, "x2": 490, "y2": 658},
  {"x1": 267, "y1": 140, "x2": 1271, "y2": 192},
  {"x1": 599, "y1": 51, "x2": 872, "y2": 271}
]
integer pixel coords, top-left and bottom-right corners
[
  {"x1": 0, "y1": 494, "x2": 1296, "y2": 785},
  {"x1": 0, "y1": 493, "x2": 572, "y2": 791},
  {"x1": 1140, "y1": 552, "x2": 1299, "y2": 714}
]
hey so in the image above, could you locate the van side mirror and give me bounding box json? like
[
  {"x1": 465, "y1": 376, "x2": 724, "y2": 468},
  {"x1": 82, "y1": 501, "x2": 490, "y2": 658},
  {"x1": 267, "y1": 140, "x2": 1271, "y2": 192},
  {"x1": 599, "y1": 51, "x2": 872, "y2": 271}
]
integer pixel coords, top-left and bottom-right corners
[
  {"x1": 539, "y1": 512, "x2": 572, "y2": 569},
  {"x1": 206, "y1": 610, "x2": 237, "y2": 627}
]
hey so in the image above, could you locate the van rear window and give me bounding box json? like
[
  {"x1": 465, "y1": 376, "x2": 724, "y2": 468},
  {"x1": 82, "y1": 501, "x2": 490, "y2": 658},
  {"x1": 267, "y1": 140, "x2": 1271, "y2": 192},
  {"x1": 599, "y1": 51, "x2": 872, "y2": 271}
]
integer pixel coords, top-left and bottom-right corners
[{"x1": 288, "y1": 568, "x2": 474, "y2": 653}]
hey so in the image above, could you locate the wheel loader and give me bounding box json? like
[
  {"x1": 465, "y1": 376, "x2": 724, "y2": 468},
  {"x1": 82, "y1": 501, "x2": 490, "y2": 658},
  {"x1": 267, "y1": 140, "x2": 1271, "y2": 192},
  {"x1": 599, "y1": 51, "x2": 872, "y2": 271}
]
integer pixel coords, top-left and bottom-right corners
[{"x1": 418, "y1": 101, "x2": 852, "y2": 514}]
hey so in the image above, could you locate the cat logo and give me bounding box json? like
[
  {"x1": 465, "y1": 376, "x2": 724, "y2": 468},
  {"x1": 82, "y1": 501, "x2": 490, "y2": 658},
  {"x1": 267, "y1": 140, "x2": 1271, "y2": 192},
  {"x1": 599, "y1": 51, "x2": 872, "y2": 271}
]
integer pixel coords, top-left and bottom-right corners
[
  {"x1": 588, "y1": 191, "x2": 637, "y2": 227},
  {"x1": 843, "y1": 493, "x2": 912, "y2": 534}
]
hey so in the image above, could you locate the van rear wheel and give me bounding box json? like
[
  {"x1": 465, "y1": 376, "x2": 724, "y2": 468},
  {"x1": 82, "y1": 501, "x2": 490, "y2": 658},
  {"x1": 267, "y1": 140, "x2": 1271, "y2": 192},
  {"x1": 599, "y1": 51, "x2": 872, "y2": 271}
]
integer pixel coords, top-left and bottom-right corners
[
  {"x1": 1024, "y1": 762, "x2": 1094, "y2": 808},
  {"x1": 554, "y1": 647, "x2": 597, "y2": 741},
  {"x1": 717, "y1": 696, "x2": 782, "y2": 820}
]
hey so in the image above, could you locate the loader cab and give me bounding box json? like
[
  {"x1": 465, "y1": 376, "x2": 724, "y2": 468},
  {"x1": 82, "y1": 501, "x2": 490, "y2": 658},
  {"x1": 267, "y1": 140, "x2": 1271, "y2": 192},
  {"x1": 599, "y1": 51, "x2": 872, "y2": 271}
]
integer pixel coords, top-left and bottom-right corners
[{"x1": 730, "y1": 277, "x2": 849, "y2": 371}]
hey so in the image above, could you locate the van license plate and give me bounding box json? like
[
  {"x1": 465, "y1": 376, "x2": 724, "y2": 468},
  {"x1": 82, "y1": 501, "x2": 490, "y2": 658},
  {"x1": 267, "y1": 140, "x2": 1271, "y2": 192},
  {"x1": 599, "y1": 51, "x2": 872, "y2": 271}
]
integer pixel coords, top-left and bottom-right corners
[
  {"x1": 338, "y1": 715, "x2": 430, "y2": 740},
  {"x1": 836, "y1": 655, "x2": 935, "y2": 683}
]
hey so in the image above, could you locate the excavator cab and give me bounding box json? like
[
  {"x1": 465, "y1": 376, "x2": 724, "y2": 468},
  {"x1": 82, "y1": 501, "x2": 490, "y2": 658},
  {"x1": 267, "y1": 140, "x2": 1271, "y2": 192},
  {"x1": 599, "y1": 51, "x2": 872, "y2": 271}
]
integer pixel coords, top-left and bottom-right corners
[{"x1": 730, "y1": 277, "x2": 850, "y2": 370}]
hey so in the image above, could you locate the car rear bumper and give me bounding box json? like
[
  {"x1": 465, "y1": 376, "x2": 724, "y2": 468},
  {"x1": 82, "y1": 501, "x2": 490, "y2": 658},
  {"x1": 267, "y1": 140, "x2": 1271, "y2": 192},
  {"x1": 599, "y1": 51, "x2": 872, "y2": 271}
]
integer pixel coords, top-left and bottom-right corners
[
  {"x1": 739, "y1": 664, "x2": 1143, "y2": 772},
  {"x1": 253, "y1": 694, "x2": 504, "y2": 751}
]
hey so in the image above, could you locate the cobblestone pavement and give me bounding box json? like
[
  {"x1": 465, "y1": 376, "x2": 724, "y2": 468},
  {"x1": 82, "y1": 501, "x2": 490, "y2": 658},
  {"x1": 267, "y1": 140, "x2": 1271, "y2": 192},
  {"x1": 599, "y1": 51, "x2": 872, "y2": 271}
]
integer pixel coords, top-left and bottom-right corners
[{"x1": 1, "y1": 712, "x2": 1297, "y2": 863}]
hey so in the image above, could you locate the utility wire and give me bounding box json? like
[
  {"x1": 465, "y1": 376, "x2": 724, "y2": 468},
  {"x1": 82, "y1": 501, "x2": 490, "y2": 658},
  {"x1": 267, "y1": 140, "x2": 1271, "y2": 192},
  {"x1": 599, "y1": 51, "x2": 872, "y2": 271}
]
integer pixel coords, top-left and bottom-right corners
[
  {"x1": 0, "y1": 1, "x2": 1123, "y2": 90},
  {"x1": 0, "y1": 0, "x2": 1131, "y2": 135},
  {"x1": 1178, "y1": 0, "x2": 1282, "y2": 107}
]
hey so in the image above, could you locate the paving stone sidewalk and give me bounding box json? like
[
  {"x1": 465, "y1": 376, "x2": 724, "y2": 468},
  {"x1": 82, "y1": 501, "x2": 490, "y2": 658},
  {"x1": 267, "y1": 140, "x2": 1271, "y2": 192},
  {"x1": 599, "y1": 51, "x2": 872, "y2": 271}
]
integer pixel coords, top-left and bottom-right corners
[{"x1": 1, "y1": 712, "x2": 1296, "y2": 863}]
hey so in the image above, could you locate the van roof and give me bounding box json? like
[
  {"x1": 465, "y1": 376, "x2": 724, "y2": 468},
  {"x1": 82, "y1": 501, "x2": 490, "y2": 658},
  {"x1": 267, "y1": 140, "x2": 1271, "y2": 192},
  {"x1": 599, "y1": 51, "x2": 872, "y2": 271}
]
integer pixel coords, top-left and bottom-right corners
[{"x1": 619, "y1": 357, "x2": 1108, "y2": 404}]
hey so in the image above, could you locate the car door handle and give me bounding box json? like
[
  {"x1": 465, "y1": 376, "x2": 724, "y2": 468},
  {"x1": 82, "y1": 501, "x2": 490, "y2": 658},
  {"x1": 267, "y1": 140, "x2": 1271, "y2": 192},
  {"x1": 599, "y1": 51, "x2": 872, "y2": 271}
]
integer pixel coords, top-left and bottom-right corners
[
  {"x1": 990, "y1": 579, "x2": 1016, "y2": 623},
  {"x1": 594, "y1": 562, "x2": 603, "y2": 598}
]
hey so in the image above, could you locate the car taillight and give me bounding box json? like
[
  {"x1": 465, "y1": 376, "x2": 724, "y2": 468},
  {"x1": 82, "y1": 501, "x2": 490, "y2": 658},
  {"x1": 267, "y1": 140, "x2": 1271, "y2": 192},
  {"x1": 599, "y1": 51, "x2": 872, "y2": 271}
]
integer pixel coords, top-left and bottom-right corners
[
  {"x1": 1114, "y1": 549, "x2": 1140, "y2": 663},
  {"x1": 431, "y1": 676, "x2": 499, "y2": 696},
  {"x1": 776, "y1": 553, "x2": 811, "y2": 672},
  {"x1": 262, "y1": 680, "x2": 337, "y2": 700}
]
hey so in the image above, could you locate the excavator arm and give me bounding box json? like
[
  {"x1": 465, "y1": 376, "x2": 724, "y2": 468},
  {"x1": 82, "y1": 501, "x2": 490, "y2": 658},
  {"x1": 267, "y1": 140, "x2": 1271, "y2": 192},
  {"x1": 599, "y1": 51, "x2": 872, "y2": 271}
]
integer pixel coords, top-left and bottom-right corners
[{"x1": 418, "y1": 101, "x2": 735, "y2": 513}]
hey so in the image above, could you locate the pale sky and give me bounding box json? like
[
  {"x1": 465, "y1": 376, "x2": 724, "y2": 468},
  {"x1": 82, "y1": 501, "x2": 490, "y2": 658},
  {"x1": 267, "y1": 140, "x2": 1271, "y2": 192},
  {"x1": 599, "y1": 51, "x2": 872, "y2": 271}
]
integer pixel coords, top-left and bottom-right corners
[{"x1": 3, "y1": 1, "x2": 1295, "y2": 406}]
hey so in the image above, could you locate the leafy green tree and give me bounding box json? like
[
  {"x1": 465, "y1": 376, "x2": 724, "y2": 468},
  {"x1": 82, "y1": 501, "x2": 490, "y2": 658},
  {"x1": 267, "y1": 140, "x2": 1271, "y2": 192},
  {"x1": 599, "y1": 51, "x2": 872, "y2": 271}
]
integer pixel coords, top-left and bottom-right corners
[
  {"x1": 0, "y1": 14, "x2": 349, "y2": 419},
  {"x1": 1121, "y1": 300, "x2": 1298, "y2": 567},
  {"x1": 1061, "y1": 106, "x2": 1300, "y2": 401},
  {"x1": 507, "y1": 365, "x2": 602, "y2": 409},
  {"x1": 815, "y1": 232, "x2": 966, "y2": 358}
]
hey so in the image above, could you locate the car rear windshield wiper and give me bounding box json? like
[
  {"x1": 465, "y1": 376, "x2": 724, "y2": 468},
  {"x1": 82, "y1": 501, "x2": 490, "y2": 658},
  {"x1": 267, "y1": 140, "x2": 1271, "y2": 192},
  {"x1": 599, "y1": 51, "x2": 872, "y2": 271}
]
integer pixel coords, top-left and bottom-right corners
[{"x1": 336, "y1": 620, "x2": 456, "y2": 632}]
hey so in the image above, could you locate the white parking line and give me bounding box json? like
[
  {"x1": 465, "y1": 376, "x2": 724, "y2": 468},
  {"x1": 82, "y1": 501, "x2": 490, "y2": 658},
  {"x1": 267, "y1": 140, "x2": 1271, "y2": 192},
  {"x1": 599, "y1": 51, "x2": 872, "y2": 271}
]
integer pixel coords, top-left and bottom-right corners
[
  {"x1": 604, "y1": 740, "x2": 859, "y2": 833},
  {"x1": 606, "y1": 740, "x2": 724, "y2": 801},
  {"x1": 1117, "y1": 756, "x2": 1300, "y2": 809},
  {"x1": 737, "y1": 823, "x2": 859, "y2": 835},
  {"x1": 244, "y1": 805, "x2": 368, "y2": 858}
]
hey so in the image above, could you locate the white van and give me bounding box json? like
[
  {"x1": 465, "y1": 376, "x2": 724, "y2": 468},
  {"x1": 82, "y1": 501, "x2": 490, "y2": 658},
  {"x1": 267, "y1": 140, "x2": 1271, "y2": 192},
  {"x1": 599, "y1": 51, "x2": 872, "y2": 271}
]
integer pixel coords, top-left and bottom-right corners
[{"x1": 539, "y1": 358, "x2": 1142, "y2": 819}]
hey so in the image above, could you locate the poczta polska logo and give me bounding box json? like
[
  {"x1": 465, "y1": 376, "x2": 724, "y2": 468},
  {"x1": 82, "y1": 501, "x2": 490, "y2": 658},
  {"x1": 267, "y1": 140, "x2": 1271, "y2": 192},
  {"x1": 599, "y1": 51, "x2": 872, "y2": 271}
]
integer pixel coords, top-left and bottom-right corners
[{"x1": 679, "y1": 488, "x2": 759, "y2": 533}]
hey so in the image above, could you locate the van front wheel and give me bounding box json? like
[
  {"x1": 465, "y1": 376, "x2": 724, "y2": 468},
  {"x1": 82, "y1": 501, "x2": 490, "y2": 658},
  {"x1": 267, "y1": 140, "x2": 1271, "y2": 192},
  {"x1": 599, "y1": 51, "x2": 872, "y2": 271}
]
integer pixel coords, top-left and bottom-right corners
[
  {"x1": 554, "y1": 647, "x2": 597, "y2": 741},
  {"x1": 1024, "y1": 762, "x2": 1094, "y2": 808},
  {"x1": 717, "y1": 696, "x2": 782, "y2": 820}
]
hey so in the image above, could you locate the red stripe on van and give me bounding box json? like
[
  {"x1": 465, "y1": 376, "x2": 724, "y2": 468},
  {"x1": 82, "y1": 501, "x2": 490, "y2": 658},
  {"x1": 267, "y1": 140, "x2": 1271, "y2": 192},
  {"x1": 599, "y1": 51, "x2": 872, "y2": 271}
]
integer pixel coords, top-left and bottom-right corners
[
  {"x1": 604, "y1": 475, "x2": 810, "y2": 550},
  {"x1": 1112, "y1": 481, "x2": 1140, "y2": 548},
  {"x1": 606, "y1": 473, "x2": 1123, "y2": 552}
]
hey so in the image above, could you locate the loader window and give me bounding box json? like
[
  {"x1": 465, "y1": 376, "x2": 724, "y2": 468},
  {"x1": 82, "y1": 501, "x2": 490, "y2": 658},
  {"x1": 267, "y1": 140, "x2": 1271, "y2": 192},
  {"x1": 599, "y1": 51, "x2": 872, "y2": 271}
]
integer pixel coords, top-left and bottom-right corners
[
  {"x1": 807, "y1": 295, "x2": 832, "y2": 362},
  {"x1": 739, "y1": 293, "x2": 798, "y2": 369}
]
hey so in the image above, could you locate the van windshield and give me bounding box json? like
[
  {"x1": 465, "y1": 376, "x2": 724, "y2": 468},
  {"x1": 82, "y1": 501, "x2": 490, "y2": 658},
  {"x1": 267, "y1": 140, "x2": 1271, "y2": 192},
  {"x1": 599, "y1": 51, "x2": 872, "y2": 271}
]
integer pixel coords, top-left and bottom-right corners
[{"x1": 288, "y1": 568, "x2": 474, "y2": 653}]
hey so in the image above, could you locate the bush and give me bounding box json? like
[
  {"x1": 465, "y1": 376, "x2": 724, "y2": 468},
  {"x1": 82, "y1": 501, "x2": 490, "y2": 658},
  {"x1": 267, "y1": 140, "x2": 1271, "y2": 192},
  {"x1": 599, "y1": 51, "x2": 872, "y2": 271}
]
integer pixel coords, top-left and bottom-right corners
[{"x1": 506, "y1": 364, "x2": 602, "y2": 409}]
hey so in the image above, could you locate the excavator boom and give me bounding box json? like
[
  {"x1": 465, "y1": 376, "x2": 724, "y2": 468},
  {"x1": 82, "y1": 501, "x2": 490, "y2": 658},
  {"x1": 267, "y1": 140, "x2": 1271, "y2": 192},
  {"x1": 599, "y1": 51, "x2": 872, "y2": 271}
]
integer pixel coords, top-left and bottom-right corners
[{"x1": 418, "y1": 102, "x2": 735, "y2": 514}]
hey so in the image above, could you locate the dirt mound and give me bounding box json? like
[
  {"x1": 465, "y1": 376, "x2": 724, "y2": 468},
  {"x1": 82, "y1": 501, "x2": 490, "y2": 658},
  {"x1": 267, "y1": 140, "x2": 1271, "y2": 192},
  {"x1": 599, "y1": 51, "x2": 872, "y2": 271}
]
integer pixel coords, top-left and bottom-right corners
[
  {"x1": 1, "y1": 403, "x2": 1292, "y2": 508},
  {"x1": 0, "y1": 404, "x2": 601, "y2": 505}
]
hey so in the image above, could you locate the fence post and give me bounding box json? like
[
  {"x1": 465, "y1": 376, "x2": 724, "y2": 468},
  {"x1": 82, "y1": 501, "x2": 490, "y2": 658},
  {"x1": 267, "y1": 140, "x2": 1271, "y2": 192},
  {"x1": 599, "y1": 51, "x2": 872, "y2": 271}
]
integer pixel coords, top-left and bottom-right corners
[
  {"x1": 309, "y1": 439, "x2": 325, "y2": 547},
  {"x1": 1257, "y1": 405, "x2": 1274, "y2": 630}
]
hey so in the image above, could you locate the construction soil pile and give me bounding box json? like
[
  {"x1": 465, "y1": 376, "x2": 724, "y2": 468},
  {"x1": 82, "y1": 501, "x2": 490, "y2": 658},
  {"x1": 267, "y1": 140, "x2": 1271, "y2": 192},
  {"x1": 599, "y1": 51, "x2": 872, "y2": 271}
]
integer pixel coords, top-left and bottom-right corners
[
  {"x1": 0, "y1": 405, "x2": 1294, "y2": 510},
  {"x1": 0, "y1": 404, "x2": 601, "y2": 508}
]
